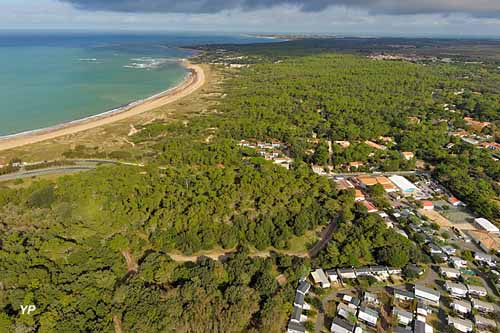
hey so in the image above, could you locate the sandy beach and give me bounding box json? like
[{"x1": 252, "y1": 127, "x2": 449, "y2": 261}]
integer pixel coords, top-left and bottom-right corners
[{"x1": 0, "y1": 62, "x2": 205, "y2": 152}]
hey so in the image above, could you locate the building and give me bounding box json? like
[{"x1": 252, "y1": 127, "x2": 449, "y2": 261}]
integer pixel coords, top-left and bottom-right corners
[
  {"x1": 472, "y1": 298, "x2": 495, "y2": 313},
  {"x1": 287, "y1": 320, "x2": 306, "y2": 333},
  {"x1": 338, "y1": 268, "x2": 357, "y2": 280},
  {"x1": 474, "y1": 218, "x2": 500, "y2": 234},
  {"x1": 393, "y1": 288, "x2": 414, "y2": 302},
  {"x1": 297, "y1": 280, "x2": 311, "y2": 295},
  {"x1": 387, "y1": 267, "x2": 402, "y2": 275},
  {"x1": 467, "y1": 284, "x2": 487, "y2": 297},
  {"x1": 464, "y1": 117, "x2": 490, "y2": 130},
  {"x1": 414, "y1": 319, "x2": 433, "y2": 333},
  {"x1": 363, "y1": 292, "x2": 379, "y2": 305},
  {"x1": 427, "y1": 243, "x2": 442, "y2": 255},
  {"x1": 416, "y1": 302, "x2": 431, "y2": 317},
  {"x1": 401, "y1": 152, "x2": 415, "y2": 160},
  {"x1": 393, "y1": 326, "x2": 413, "y2": 333},
  {"x1": 461, "y1": 137, "x2": 479, "y2": 145},
  {"x1": 335, "y1": 141, "x2": 351, "y2": 149},
  {"x1": 357, "y1": 306, "x2": 379, "y2": 327},
  {"x1": 371, "y1": 266, "x2": 390, "y2": 278},
  {"x1": 414, "y1": 285, "x2": 440, "y2": 306},
  {"x1": 450, "y1": 299, "x2": 472, "y2": 314},
  {"x1": 326, "y1": 269, "x2": 338, "y2": 283},
  {"x1": 468, "y1": 231, "x2": 500, "y2": 253},
  {"x1": 439, "y1": 267, "x2": 461, "y2": 279},
  {"x1": 474, "y1": 315, "x2": 497, "y2": 330},
  {"x1": 448, "y1": 315, "x2": 473, "y2": 333},
  {"x1": 449, "y1": 256, "x2": 468, "y2": 269},
  {"x1": 354, "y1": 189, "x2": 365, "y2": 202},
  {"x1": 393, "y1": 307, "x2": 413, "y2": 326},
  {"x1": 290, "y1": 306, "x2": 307, "y2": 323},
  {"x1": 441, "y1": 246, "x2": 456, "y2": 256},
  {"x1": 448, "y1": 196, "x2": 464, "y2": 207},
  {"x1": 311, "y1": 268, "x2": 331, "y2": 288},
  {"x1": 330, "y1": 317, "x2": 354, "y2": 333},
  {"x1": 273, "y1": 157, "x2": 293, "y2": 169},
  {"x1": 405, "y1": 264, "x2": 424, "y2": 277},
  {"x1": 474, "y1": 252, "x2": 496, "y2": 265},
  {"x1": 481, "y1": 141, "x2": 500, "y2": 151},
  {"x1": 389, "y1": 175, "x2": 418, "y2": 195},
  {"x1": 294, "y1": 291, "x2": 306, "y2": 309},
  {"x1": 355, "y1": 267, "x2": 372, "y2": 277},
  {"x1": 364, "y1": 140, "x2": 387, "y2": 150},
  {"x1": 444, "y1": 281, "x2": 468, "y2": 298},
  {"x1": 335, "y1": 178, "x2": 355, "y2": 191},
  {"x1": 337, "y1": 303, "x2": 357, "y2": 321},
  {"x1": 349, "y1": 161, "x2": 364, "y2": 170},
  {"x1": 360, "y1": 201, "x2": 378, "y2": 213},
  {"x1": 342, "y1": 295, "x2": 361, "y2": 309},
  {"x1": 421, "y1": 201, "x2": 434, "y2": 210}
]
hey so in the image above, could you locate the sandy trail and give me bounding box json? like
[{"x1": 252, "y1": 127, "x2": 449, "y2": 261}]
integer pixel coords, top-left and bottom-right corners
[{"x1": 0, "y1": 62, "x2": 205, "y2": 152}]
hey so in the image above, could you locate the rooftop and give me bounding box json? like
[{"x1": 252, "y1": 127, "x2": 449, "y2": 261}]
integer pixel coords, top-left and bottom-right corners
[
  {"x1": 474, "y1": 217, "x2": 500, "y2": 233},
  {"x1": 415, "y1": 284, "x2": 441, "y2": 298},
  {"x1": 287, "y1": 320, "x2": 305, "y2": 333}
]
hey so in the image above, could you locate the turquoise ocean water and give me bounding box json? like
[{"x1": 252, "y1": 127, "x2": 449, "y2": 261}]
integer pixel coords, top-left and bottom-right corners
[{"x1": 0, "y1": 32, "x2": 276, "y2": 136}]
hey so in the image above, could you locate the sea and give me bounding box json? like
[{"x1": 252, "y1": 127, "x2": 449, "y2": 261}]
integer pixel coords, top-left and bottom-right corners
[{"x1": 0, "y1": 31, "x2": 278, "y2": 137}]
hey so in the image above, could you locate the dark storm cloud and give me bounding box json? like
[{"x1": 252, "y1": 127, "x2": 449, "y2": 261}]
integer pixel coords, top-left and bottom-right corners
[{"x1": 60, "y1": 0, "x2": 500, "y2": 17}]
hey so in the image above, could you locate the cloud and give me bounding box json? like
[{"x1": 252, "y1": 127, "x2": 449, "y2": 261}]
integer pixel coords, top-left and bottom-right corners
[{"x1": 60, "y1": 0, "x2": 500, "y2": 17}]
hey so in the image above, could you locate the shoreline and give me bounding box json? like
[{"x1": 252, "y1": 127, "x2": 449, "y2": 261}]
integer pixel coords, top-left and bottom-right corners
[{"x1": 0, "y1": 60, "x2": 205, "y2": 152}]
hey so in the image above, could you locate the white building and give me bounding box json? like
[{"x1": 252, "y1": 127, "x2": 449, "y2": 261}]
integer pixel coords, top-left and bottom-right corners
[
  {"x1": 330, "y1": 317, "x2": 354, "y2": 333},
  {"x1": 449, "y1": 256, "x2": 468, "y2": 269},
  {"x1": 311, "y1": 268, "x2": 331, "y2": 288},
  {"x1": 474, "y1": 252, "x2": 496, "y2": 265},
  {"x1": 357, "y1": 306, "x2": 379, "y2": 327},
  {"x1": 474, "y1": 218, "x2": 499, "y2": 233},
  {"x1": 287, "y1": 321, "x2": 306, "y2": 333},
  {"x1": 440, "y1": 267, "x2": 461, "y2": 279},
  {"x1": 393, "y1": 288, "x2": 414, "y2": 302},
  {"x1": 414, "y1": 319, "x2": 433, "y2": 333},
  {"x1": 445, "y1": 281, "x2": 468, "y2": 298},
  {"x1": 389, "y1": 175, "x2": 418, "y2": 195},
  {"x1": 338, "y1": 268, "x2": 357, "y2": 280},
  {"x1": 441, "y1": 246, "x2": 456, "y2": 256},
  {"x1": 467, "y1": 284, "x2": 487, "y2": 297},
  {"x1": 448, "y1": 315, "x2": 473, "y2": 333},
  {"x1": 393, "y1": 307, "x2": 413, "y2": 326},
  {"x1": 326, "y1": 269, "x2": 338, "y2": 283},
  {"x1": 363, "y1": 292, "x2": 379, "y2": 305},
  {"x1": 337, "y1": 303, "x2": 357, "y2": 321},
  {"x1": 414, "y1": 285, "x2": 440, "y2": 306},
  {"x1": 474, "y1": 315, "x2": 497, "y2": 330},
  {"x1": 450, "y1": 300, "x2": 471, "y2": 314},
  {"x1": 472, "y1": 298, "x2": 495, "y2": 313}
]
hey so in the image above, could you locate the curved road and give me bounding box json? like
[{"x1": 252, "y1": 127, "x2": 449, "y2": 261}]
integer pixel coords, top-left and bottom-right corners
[
  {"x1": 0, "y1": 166, "x2": 95, "y2": 181},
  {"x1": 0, "y1": 159, "x2": 140, "y2": 182}
]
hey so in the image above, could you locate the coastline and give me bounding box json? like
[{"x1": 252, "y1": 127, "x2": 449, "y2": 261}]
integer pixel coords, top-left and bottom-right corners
[{"x1": 0, "y1": 61, "x2": 205, "y2": 152}]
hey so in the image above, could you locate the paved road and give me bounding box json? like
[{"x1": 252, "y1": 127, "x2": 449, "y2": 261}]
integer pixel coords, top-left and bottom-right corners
[
  {"x1": 308, "y1": 217, "x2": 338, "y2": 258},
  {"x1": 327, "y1": 171, "x2": 417, "y2": 178},
  {"x1": 0, "y1": 159, "x2": 143, "y2": 182},
  {"x1": 0, "y1": 166, "x2": 95, "y2": 181}
]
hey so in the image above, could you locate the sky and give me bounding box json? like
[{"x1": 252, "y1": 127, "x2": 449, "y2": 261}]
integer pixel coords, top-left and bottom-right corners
[{"x1": 1, "y1": 0, "x2": 500, "y2": 37}]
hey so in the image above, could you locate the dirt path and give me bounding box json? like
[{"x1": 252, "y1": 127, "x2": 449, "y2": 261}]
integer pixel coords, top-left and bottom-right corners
[
  {"x1": 112, "y1": 315, "x2": 123, "y2": 333},
  {"x1": 122, "y1": 250, "x2": 138, "y2": 274},
  {"x1": 0, "y1": 62, "x2": 205, "y2": 152},
  {"x1": 167, "y1": 249, "x2": 309, "y2": 263}
]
